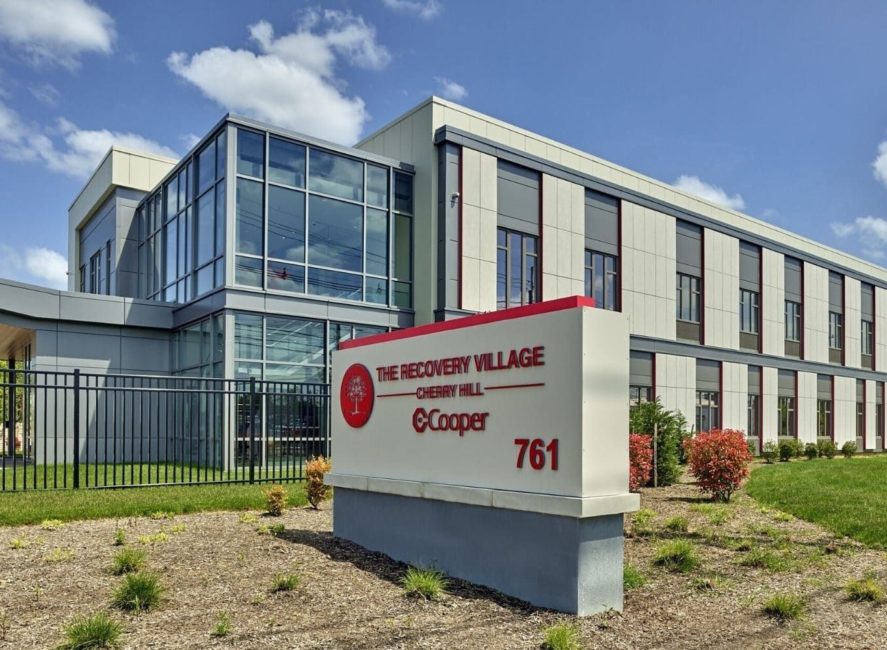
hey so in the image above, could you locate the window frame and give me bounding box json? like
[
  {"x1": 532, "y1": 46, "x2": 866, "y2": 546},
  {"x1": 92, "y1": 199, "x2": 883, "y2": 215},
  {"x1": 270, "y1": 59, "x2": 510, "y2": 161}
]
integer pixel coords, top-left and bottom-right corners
[
  {"x1": 828, "y1": 311, "x2": 843, "y2": 350},
  {"x1": 676, "y1": 272, "x2": 702, "y2": 323},
  {"x1": 584, "y1": 249, "x2": 619, "y2": 311},
  {"x1": 496, "y1": 227, "x2": 539, "y2": 310},
  {"x1": 739, "y1": 288, "x2": 760, "y2": 334},
  {"x1": 785, "y1": 300, "x2": 802, "y2": 342}
]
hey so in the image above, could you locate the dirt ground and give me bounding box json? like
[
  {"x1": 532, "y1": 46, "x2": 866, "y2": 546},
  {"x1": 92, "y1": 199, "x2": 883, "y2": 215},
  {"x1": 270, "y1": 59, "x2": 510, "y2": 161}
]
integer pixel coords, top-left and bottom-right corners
[{"x1": 0, "y1": 478, "x2": 885, "y2": 649}]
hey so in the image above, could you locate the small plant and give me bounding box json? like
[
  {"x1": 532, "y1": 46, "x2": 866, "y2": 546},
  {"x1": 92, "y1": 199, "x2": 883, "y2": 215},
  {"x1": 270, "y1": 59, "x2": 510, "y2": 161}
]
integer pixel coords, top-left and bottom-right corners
[
  {"x1": 629, "y1": 433, "x2": 653, "y2": 491},
  {"x1": 263, "y1": 485, "x2": 288, "y2": 517},
  {"x1": 149, "y1": 511, "x2": 173, "y2": 520},
  {"x1": 269, "y1": 523, "x2": 285, "y2": 536},
  {"x1": 306, "y1": 456, "x2": 333, "y2": 509},
  {"x1": 684, "y1": 429, "x2": 752, "y2": 502},
  {"x1": 652, "y1": 539, "x2": 699, "y2": 573},
  {"x1": 270, "y1": 573, "x2": 300, "y2": 593},
  {"x1": 623, "y1": 563, "x2": 646, "y2": 590},
  {"x1": 45, "y1": 547, "x2": 74, "y2": 563},
  {"x1": 739, "y1": 548, "x2": 789, "y2": 572},
  {"x1": 803, "y1": 443, "x2": 819, "y2": 460},
  {"x1": 113, "y1": 529, "x2": 126, "y2": 546},
  {"x1": 238, "y1": 512, "x2": 258, "y2": 524},
  {"x1": 59, "y1": 612, "x2": 121, "y2": 649},
  {"x1": 541, "y1": 622, "x2": 580, "y2": 650},
  {"x1": 631, "y1": 508, "x2": 656, "y2": 535},
  {"x1": 41, "y1": 519, "x2": 64, "y2": 530},
  {"x1": 845, "y1": 575, "x2": 885, "y2": 603},
  {"x1": 762, "y1": 593, "x2": 806, "y2": 622},
  {"x1": 778, "y1": 440, "x2": 796, "y2": 462},
  {"x1": 773, "y1": 511, "x2": 794, "y2": 522},
  {"x1": 401, "y1": 567, "x2": 447, "y2": 600},
  {"x1": 841, "y1": 441, "x2": 858, "y2": 459},
  {"x1": 762, "y1": 441, "x2": 778, "y2": 464},
  {"x1": 255, "y1": 524, "x2": 271, "y2": 535},
  {"x1": 9, "y1": 537, "x2": 29, "y2": 549},
  {"x1": 112, "y1": 572, "x2": 164, "y2": 611},
  {"x1": 211, "y1": 612, "x2": 232, "y2": 638},
  {"x1": 691, "y1": 574, "x2": 728, "y2": 592},
  {"x1": 111, "y1": 547, "x2": 146, "y2": 575},
  {"x1": 137, "y1": 532, "x2": 168, "y2": 545},
  {"x1": 690, "y1": 503, "x2": 731, "y2": 525},
  {"x1": 665, "y1": 516, "x2": 689, "y2": 533},
  {"x1": 168, "y1": 523, "x2": 186, "y2": 534},
  {"x1": 818, "y1": 439, "x2": 836, "y2": 459}
]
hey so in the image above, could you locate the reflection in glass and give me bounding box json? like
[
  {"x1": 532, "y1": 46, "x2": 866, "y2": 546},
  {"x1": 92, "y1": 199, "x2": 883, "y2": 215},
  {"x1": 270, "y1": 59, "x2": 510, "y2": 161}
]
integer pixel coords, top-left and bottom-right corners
[
  {"x1": 234, "y1": 255, "x2": 262, "y2": 287},
  {"x1": 365, "y1": 277, "x2": 387, "y2": 304},
  {"x1": 365, "y1": 208, "x2": 388, "y2": 276},
  {"x1": 237, "y1": 129, "x2": 265, "y2": 178},
  {"x1": 268, "y1": 186, "x2": 305, "y2": 262},
  {"x1": 197, "y1": 140, "x2": 215, "y2": 195},
  {"x1": 307, "y1": 267, "x2": 362, "y2": 300},
  {"x1": 308, "y1": 195, "x2": 362, "y2": 272},
  {"x1": 267, "y1": 261, "x2": 304, "y2": 293},
  {"x1": 196, "y1": 191, "x2": 214, "y2": 266},
  {"x1": 394, "y1": 172, "x2": 412, "y2": 213},
  {"x1": 236, "y1": 178, "x2": 264, "y2": 255},
  {"x1": 367, "y1": 165, "x2": 388, "y2": 208},
  {"x1": 234, "y1": 312, "x2": 263, "y2": 359},
  {"x1": 309, "y1": 149, "x2": 363, "y2": 201},
  {"x1": 266, "y1": 317, "x2": 324, "y2": 364},
  {"x1": 269, "y1": 137, "x2": 306, "y2": 187}
]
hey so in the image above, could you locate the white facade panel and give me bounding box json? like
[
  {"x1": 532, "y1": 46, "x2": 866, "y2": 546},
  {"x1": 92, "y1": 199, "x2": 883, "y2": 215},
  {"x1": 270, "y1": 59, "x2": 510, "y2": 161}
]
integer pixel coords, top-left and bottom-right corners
[
  {"x1": 833, "y1": 376, "x2": 856, "y2": 446},
  {"x1": 877, "y1": 287, "x2": 887, "y2": 372},
  {"x1": 803, "y1": 262, "x2": 829, "y2": 364},
  {"x1": 621, "y1": 201, "x2": 676, "y2": 340},
  {"x1": 844, "y1": 276, "x2": 861, "y2": 369},
  {"x1": 459, "y1": 149, "x2": 497, "y2": 312},
  {"x1": 797, "y1": 371, "x2": 817, "y2": 444},
  {"x1": 654, "y1": 353, "x2": 695, "y2": 427},
  {"x1": 704, "y1": 230, "x2": 740, "y2": 349},
  {"x1": 865, "y1": 379, "x2": 877, "y2": 451},
  {"x1": 541, "y1": 175, "x2": 585, "y2": 301},
  {"x1": 762, "y1": 366, "x2": 779, "y2": 444},
  {"x1": 761, "y1": 248, "x2": 785, "y2": 356},
  {"x1": 721, "y1": 361, "x2": 747, "y2": 432}
]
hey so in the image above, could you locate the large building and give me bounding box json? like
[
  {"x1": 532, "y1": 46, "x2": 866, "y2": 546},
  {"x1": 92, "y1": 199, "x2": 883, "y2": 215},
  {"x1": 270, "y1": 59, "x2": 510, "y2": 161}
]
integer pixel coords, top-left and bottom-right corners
[{"x1": 2, "y1": 97, "x2": 885, "y2": 457}]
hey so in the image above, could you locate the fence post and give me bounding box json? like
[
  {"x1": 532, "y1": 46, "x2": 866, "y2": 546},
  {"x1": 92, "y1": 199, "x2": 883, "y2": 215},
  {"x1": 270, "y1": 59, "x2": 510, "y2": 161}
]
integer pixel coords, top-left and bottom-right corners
[
  {"x1": 73, "y1": 369, "x2": 80, "y2": 489},
  {"x1": 249, "y1": 377, "x2": 256, "y2": 485}
]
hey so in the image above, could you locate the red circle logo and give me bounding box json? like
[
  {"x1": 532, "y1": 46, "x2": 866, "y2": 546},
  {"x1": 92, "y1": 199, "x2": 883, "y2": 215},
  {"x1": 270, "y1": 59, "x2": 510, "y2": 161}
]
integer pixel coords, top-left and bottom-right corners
[{"x1": 340, "y1": 364, "x2": 374, "y2": 428}]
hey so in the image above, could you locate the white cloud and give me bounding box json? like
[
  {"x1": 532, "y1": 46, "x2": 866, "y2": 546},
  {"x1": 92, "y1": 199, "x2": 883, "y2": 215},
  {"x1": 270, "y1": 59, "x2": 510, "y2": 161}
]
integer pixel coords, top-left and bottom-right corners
[
  {"x1": 382, "y1": 0, "x2": 442, "y2": 20},
  {"x1": 0, "y1": 0, "x2": 115, "y2": 69},
  {"x1": 0, "y1": 244, "x2": 67, "y2": 289},
  {"x1": 874, "y1": 142, "x2": 887, "y2": 190},
  {"x1": 29, "y1": 82, "x2": 60, "y2": 106},
  {"x1": 168, "y1": 10, "x2": 391, "y2": 144},
  {"x1": 673, "y1": 174, "x2": 746, "y2": 211},
  {"x1": 830, "y1": 215, "x2": 887, "y2": 263},
  {"x1": 0, "y1": 100, "x2": 177, "y2": 179},
  {"x1": 180, "y1": 133, "x2": 201, "y2": 151},
  {"x1": 435, "y1": 77, "x2": 467, "y2": 101}
]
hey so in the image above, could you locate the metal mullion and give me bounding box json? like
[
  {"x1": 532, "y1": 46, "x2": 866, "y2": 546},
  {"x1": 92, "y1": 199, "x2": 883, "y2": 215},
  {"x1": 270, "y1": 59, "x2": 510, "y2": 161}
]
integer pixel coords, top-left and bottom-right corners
[{"x1": 304, "y1": 148, "x2": 311, "y2": 294}]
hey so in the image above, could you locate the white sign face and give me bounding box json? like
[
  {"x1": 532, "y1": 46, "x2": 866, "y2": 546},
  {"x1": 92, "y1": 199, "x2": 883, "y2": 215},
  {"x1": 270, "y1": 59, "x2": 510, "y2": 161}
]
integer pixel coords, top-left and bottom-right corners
[{"x1": 330, "y1": 298, "x2": 630, "y2": 500}]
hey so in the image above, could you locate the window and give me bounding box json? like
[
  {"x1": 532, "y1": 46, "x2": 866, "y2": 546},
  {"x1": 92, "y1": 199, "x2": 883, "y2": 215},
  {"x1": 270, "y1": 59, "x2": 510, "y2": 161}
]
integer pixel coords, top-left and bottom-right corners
[
  {"x1": 817, "y1": 399, "x2": 832, "y2": 439},
  {"x1": 740, "y1": 289, "x2": 759, "y2": 333},
  {"x1": 366, "y1": 165, "x2": 388, "y2": 208},
  {"x1": 630, "y1": 386, "x2": 652, "y2": 410},
  {"x1": 778, "y1": 396, "x2": 796, "y2": 437},
  {"x1": 584, "y1": 250, "x2": 618, "y2": 310},
  {"x1": 878, "y1": 382, "x2": 885, "y2": 446},
  {"x1": 104, "y1": 241, "x2": 111, "y2": 295},
  {"x1": 785, "y1": 301, "x2": 802, "y2": 341},
  {"x1": 237, "y1": 129, "x2": 264, "y2": 178},
  {"x1": 862, "y1": 320, "x2": 874, "y2": 356},
  {"x1": 89, "y1": 250, "x2": 101, "y2": 294},
  {"x1": 308, "y1": 149, "x2": 363, "y2": 202},
  {"x1": 308, "y1": 195, "x2": 363, "y2": 273},
  {"x1": 79, "y1": 265, "x2": 85, "y2": 292},
  {"x1": 629, "y1": 351, "x2": 654, "y2": 412},
  {"x1": 828, "y1": 311, "x2": 843, "y2": 350},
  {"x1": 862, "y1": 282, "x2": 875, "y2": 367},
  {"x1": 676, "y1": 273, "x2": 701, "y2": 322},
  {"x1": 857, "y1": 401, "x2": 865, "y2": 443},
  {"x1": 696, "y1": 391, "x2": 720, "y2": 433},
  {"x1": 268, "y1": 137, "x2": 306, "y2": 188},
  {"x1": 267, "y1": 185, "x2": 305, "y2": 263},
  {"x1": 747, "y1": 394, "x2": 760, "y2": 439},
  {"x1": 496, "y1": 228, "x2": 539, "y2": 310}
]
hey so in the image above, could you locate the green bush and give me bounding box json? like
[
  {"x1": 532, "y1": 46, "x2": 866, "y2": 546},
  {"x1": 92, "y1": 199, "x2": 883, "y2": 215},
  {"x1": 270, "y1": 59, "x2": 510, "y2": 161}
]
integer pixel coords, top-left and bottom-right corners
[
  {"x1": 841, "y1": 441, "x2": 858, "y2": 459},
  {"x1": 803, "y1": 443, "x2": 819, "y2": 460},
  {"x1": 541, "y1": 622, "x2": 580, "y2": 650},
  {"x1": 111, "y1": 573, "x2": 164, "y2": 611},
  {"x1": 111, "y1": 547, "x2": 146, "y2": 576},
  {"x1": 401, "y1": 567, "x2": 447, "y2": 600},
  {"x1": 762, "y1": 441, "x2": 778, "y2": 464},
  {"x1": 652, "y1": 539, "x2": 699, "y2": 573},
  {"x1": 60, "y1": 612, "x2": 121, "y2": 649},
  {"x1": 629, "y1": 399, "x2": 688, "y2": 486},
  {"x1": 762, "y1": 593, "x2": 806, "y2": 622},
  {"x1": 778, "y1": 440, "x2": 795, "y2": 462},
  {"x1": 818, "y1": 439, "x2": 836, "y2": 459}
]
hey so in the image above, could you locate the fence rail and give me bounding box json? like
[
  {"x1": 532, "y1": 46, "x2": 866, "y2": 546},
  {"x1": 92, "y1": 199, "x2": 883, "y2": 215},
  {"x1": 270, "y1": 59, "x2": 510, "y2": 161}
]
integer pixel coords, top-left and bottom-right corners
[{"x1": 0, "y1": 368, "x2": 330, "y2": 491}]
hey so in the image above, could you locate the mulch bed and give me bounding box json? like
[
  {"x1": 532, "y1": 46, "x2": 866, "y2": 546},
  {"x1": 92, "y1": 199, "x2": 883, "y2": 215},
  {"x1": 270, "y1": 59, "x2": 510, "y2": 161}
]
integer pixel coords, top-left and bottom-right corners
[{"x1": 0, "y1": 476, "x2": 885, "y2": 649}]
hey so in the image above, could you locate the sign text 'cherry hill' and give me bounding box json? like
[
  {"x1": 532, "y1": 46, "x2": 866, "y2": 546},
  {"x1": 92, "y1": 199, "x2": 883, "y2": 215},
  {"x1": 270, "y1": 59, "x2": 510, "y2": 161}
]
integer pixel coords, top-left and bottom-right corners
[{"x1": 375, "y1": 346, "x2": 545, "y2": 382}]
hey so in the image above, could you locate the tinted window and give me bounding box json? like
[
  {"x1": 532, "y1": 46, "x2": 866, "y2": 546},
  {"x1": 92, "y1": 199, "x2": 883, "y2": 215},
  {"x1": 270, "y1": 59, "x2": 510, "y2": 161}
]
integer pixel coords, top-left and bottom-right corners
[
  {"x1": 309, "y1": 149, "x2": 363, "y2": 201},
  {"x1": 267, "y1": 186, "x2": 305, "y2": 262},
  {"x1": 308, "y1": 195, "x2": 362, "y2": 272},
  {"x1": 237, "y1": 129, "x2": 265, "y2": 178},
  {"x1": 268, "y1": 137, "x2": 306, "y2": 187}
]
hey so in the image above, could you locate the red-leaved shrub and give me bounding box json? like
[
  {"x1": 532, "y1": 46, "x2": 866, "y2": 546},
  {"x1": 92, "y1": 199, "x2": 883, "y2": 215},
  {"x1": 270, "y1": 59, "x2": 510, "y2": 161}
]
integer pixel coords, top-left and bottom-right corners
[
  {"x1": 629, "y1": 433, "x2": 653, "y2": 491},
  {"x1": 683, "y1": 428, "x2": 752, "y2": 502}
]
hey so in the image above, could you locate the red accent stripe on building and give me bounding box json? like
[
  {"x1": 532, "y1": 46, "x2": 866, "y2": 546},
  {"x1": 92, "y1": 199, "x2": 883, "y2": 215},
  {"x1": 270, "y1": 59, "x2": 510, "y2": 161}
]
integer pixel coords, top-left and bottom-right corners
[{"x1": 340, "y1": 295, "x2": 596, "y2": 350}]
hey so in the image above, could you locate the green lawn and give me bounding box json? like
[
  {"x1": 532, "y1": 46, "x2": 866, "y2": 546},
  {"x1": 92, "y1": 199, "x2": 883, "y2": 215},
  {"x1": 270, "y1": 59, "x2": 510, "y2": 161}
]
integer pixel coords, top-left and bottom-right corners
[
  {"x1": 0, "y1": 481, "x2": 308, "y2": 527},
  {"x1": 746, "y1": 454, "x2": 887, "y2": 549}
]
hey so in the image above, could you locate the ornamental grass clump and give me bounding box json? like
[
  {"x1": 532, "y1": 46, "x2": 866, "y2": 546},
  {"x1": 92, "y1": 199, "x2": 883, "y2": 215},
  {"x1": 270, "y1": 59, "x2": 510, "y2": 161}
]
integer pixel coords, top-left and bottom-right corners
[
  {"x1": 652, "y1": 539, "x2": 699, "y2": 573},
  {"x1": 762, "y1": 593, "x2": 806, "y2": 622},
  {"x1": 684, "y1": 428, "x2": 752, "y2": 502},
  {"x1": 623, "y1": 563, "x2": 646, "y2": 590},
  {"x1": 59, "y1": 612, "x2": 121, "y2": 650},
  {"x1": 306, "y1": 456, "x2": 332, "y2": 509},
  {"x1": 541, "y1": 622, "x2": 581, "y2": 650},
  {"x1": 263, "y1": 485, "x2": 288, "y2": 517},
  {"x1": 846, "y1": 575, "x2": 885, "y2": 603},
  {"x1": 401, "y1": 567, "x2": 447, "y2": 600},
  {"x1": 111, "y1": 547, "x2": 146, "y2": 575},
  {"x1": 112, "y1": 573, "x2": 163, "y2": 611}
]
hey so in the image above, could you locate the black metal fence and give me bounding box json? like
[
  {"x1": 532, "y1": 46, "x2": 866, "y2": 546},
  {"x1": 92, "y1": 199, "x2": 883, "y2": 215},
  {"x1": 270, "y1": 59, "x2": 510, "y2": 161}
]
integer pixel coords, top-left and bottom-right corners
[{"x1": 0, "y1": 367, "x2": 330, "y2": 491}]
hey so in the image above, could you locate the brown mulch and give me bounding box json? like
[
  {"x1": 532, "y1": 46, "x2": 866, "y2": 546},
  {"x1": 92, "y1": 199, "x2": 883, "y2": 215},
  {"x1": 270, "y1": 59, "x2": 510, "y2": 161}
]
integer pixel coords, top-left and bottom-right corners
[{"x1": 0, "y1": 477, "x2": 885, "y2": 649}]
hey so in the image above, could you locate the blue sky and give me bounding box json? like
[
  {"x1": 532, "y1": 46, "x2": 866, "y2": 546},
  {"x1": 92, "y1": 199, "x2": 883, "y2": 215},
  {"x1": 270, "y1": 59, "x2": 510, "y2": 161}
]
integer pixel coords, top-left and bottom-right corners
[{"x1": 1, "y1": 0, "x2": 886, "y2": 289}]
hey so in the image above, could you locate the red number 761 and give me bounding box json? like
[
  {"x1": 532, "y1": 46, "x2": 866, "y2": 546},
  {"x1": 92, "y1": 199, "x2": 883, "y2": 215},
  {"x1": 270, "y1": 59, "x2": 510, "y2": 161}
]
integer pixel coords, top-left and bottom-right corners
[{"x1": 514, "y1": 438, "x2": 559, "y2": 470}]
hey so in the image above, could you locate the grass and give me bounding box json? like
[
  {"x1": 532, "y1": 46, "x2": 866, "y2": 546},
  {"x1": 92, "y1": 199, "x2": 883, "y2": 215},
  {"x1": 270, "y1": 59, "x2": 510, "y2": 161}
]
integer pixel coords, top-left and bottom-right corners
[
  {"x1": 623, "y1": 562, "x2": 646, "y2": 590},
  {"x1": 137, "y1": 532, "x2": 168, "y2": 545},
  {"x1": 401, "y1": 567, "x2": 448, "y2": 600},
  {"x1": 211, "y1": 612, "x2": 232, "y2": 638},
  {"x1": 761, "y1": 593, "x2": 806, "y2": 622},
  {"x1": 111, "y1": 547, "x2": 147, "y2": 575},
  {"x1": 689, "y1": 503, "x2": 731, "y2": 525},
  {"x1": 541, "y1": 622, "x2": 580, "y2": 650},
  {"x1": 747, "y1": 455, "x2": 887, "y2": 549},
  {"x1": 113, "y1": 529, "x2": 126, "y2": 546},
  {"x1": 0, "y1": 482, "x2": 308, "y2": 527},
  {"x1": 270, "y1": 573, "x2": 300, "y2": 593},
  {"x1": 664, "y1": 516, "x2": 689, "y2": 532},
  {"x1": 45, "y1": 547, "x2": 74, "y2": 563},
  {"x1": 9, "y1": 536, "x2": 29, "y2": 549},
  {"x1": 738, "y1": 547, "x2": 791, "y2": 572},
  {"x1": 631, "y1": 508, "x2": 656, "y2": 535},
  {"x1": 652, "y1": 539, "x2": 699, "y2": 573},
  {"x1": 59, "y1": 612, "x2": 121, "y2": 649},
  {"x1": 846, "y1": 575, "x2": 885, "y2": 603},
  {"x1": 111, "y1": 573, "x2": 164, "y2": 611}
]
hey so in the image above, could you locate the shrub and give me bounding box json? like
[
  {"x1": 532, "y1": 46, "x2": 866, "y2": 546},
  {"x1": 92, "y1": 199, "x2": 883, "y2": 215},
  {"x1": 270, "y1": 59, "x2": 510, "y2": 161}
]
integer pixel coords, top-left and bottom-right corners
[
  {"x1": 112, "y1": 573, "x2": 163, "y2": 611},
  {"x1": 803, "y1": 443, "x2": 819, "y2": 460},
  {"x1": 113, "y1": 529, "x2": 126, "y2": 546},
  {"x1": 270, "y1": 573, "x2": 299, "y2": 593},
  {"x1": 652, "y1": 539, "x2": 699, "y2": 573},
  {"x1": 628, "y1": 433, "x2": 653, "y2": 491},
  {"x1": 541, "y1": 622, "x2": 580, "y2": 650},
  {"x1": 60, "y1": 612, "x2": 121, "y2": 650},
  {"x1": 306, "y1": 456, "x2": 333, "y2": 509},
  {"x1": 401, "y1": 567, "x2": 447, "y2": 600},
  {"x1": 762, "y1": 441, "x2": 778, "y2": 464},
  {"x1": 818, "y1": 439, "x2": 836, "y2": 459},
  {"x1": 778, "y1": 440, "x2": 795, "y2": 462},
  {"x1": 111, "y1": 547, "x2": 146, "y2": 576},
  {"x1": 762, "y1": 593, "x2": 806, "y2": 622},
  {"x1": 623, "y1": 563, "x2": 646, "y2": 590},
  {"x1": 631, "y1": 508, "x2": 656, "y2": 535},
  {"x1": 263, "y1": 485, "x2": 288, "y2": 516},
  {"x1": 629, "y1": 399, "x2": 688, "y2": 486},
  {"x1": 846, "y1": 575, "x2": 884, "y2": 603},
  {"x1": 841, "y1": 441, "x2": 858, "y2": 459},
  {"x1": 665, "y1": 516, "x2": 689, "y2": 532},
  {"x1": 211, "y1": 612, "x2": 232, "y2": 637},
  {"x1": 684, "y1": 429, "x2": 752, "y2": 502}
]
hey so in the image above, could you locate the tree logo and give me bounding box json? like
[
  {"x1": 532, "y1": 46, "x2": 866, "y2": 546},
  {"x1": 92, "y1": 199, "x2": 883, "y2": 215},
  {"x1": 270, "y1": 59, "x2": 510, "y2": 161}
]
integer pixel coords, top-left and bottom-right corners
[{"x1": 340, "y1": 364, "x2": 374, "y2": 428}]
